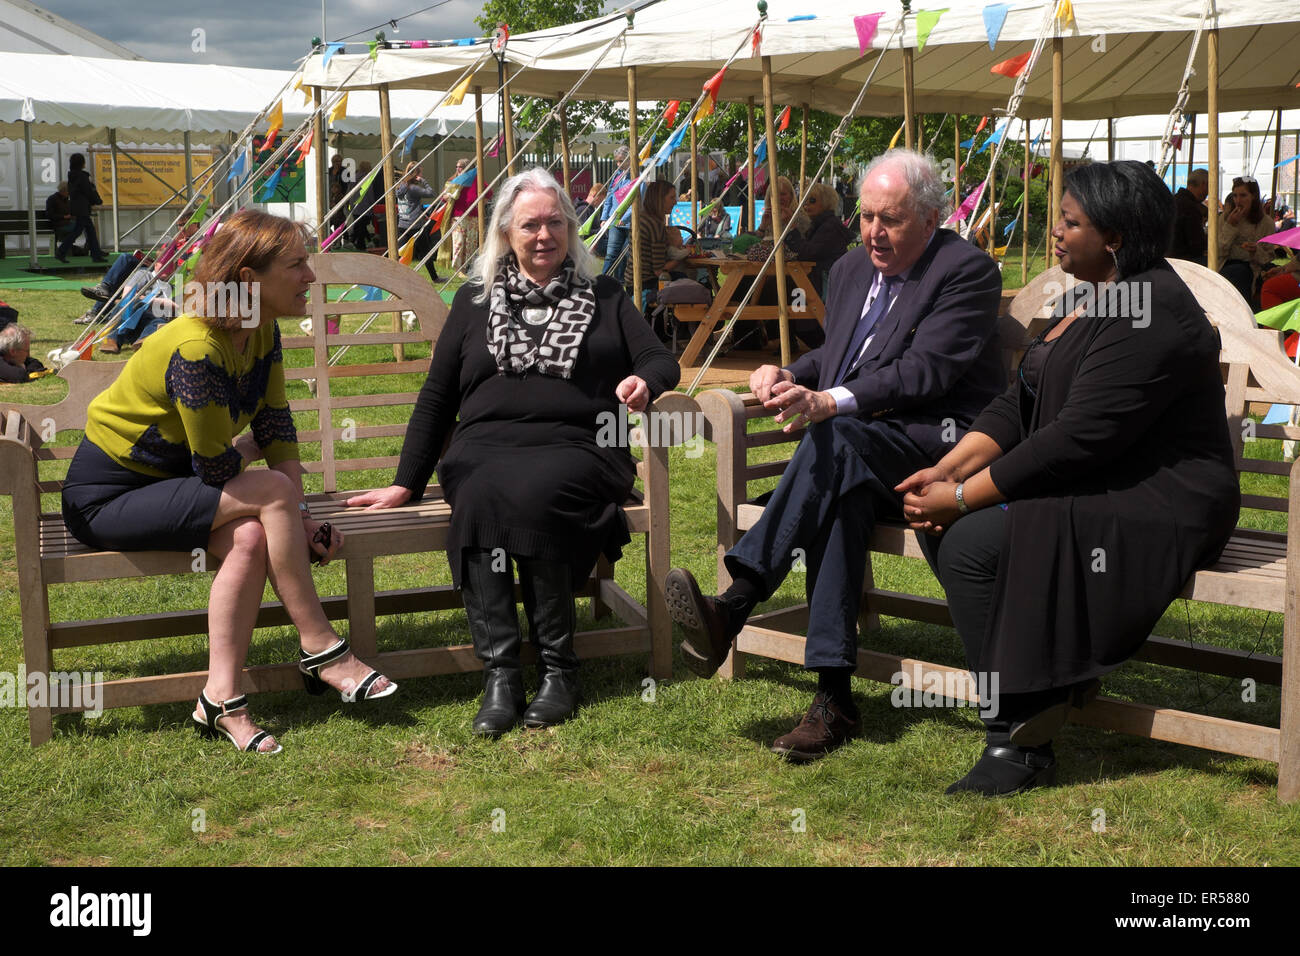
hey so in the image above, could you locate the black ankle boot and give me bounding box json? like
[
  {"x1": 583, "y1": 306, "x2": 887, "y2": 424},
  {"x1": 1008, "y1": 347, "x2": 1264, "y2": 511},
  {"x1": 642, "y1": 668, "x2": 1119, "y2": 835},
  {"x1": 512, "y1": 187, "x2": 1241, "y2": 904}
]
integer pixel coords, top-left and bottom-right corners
[
  {"x1": 474, "y1": 669, "x2": 525, "y2": 738},
  {"x1": 463, "y1": 549, "x2": 525, "y2": 738},
  {"x1": 518, "y1": 557, "x2": 581, "y2": 728}
]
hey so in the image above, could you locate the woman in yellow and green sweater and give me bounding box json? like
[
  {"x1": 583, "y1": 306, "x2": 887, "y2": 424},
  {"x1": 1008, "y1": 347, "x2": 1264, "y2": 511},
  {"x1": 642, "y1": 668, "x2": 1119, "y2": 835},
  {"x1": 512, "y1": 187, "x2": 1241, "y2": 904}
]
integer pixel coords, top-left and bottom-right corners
[{"x1": 61, "y1": 210, "x2": 396, "y2": 755}]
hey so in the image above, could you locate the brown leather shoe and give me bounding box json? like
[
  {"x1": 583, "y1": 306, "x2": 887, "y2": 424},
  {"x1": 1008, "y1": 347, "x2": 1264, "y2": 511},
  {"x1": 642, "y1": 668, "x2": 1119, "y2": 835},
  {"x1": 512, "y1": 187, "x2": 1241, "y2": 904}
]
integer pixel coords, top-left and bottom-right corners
[
  {"x1": 665, "y1": 567, "x2": 737, "y2": 678},
  {"x1": 770, "y1": 692, "x2": 860, "y2": 762}
]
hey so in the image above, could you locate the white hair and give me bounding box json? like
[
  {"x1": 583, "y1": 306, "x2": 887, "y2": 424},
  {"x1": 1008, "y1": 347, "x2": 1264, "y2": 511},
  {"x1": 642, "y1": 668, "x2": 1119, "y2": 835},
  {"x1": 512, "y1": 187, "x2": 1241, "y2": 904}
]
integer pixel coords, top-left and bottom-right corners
[
  {"x1": 859, "y1": 148, "x2": 949, "y2": 221},
  {"x1": 0, "y1": 323, "x2": 31, "y2": 357},
  {"x1": 471, "y1": 166, "x2": 598, "y2": 304}
]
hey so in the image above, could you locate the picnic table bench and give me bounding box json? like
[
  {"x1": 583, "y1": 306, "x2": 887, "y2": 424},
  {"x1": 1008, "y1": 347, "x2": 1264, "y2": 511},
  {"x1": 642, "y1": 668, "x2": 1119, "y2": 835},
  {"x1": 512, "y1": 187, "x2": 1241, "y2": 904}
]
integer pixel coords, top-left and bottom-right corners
[
  {"x1": 0, "y1": 210, "x2": 57, "y2": 259},
  {"x1": 697, "y1": 259, "x2": 1299, "y2": 803},
  {"x1": 1, "y1": 252, "x2": 694, "y2": 745}
]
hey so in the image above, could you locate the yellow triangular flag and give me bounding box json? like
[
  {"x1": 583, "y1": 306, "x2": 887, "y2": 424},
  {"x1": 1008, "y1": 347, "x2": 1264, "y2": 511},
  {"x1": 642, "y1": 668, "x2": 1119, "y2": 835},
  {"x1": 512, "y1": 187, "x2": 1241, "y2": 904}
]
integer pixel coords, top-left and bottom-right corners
[
  {"x1": 1055, "y1": 0, "x2": 1076, "y2": 30},
  {"x1": 293, "y1": 75, "x2": 311, "y2": 107},
  {"x1": 444, "y1": 75, "x2": 472, "y2": 107},
  {"x1": 889, "y1": 122, "x2": 905, "y2": 149},
  {"x1": 328, "y1": 92, "x2": 349, "y2": 124},
  {"x1": 693, "y1": 93, "x2": 715, "y2": 125},
  {"x1": 265, "y1": 98, "x2": 284, "y2": 135},
  {"x1": 916, "y1": 8, "x2": 948, "y2": 52},
  {"x1": 399, "y1": 234, "x2": 417, "y2": 266},
  {"x1": 994, "y1": 244, "x2": 1008, "y2": 257}
]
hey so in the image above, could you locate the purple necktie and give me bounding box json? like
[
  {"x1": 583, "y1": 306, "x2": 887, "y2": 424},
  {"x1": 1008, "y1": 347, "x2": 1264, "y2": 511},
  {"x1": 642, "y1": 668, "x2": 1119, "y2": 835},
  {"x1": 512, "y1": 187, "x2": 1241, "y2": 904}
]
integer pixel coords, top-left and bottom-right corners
[{"x1": 834, "y1": 275, "x2": 896, "y2": 386}]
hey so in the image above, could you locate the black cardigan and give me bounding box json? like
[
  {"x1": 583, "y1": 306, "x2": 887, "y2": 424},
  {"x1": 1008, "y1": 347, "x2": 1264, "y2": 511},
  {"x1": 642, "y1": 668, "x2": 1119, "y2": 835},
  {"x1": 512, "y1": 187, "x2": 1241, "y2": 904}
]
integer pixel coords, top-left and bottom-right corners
[{"x1": 966, "y1": 261, "x2": 1240, "y2": 692}]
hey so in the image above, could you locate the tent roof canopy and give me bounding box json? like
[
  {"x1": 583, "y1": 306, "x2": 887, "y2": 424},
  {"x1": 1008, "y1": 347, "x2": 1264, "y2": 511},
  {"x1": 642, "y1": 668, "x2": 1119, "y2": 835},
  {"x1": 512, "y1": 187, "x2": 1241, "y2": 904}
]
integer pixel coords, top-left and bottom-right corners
[
  {"x1": 303, "y1": 0, "x2": 1300, "y2": 120},
  {"x1": 0, "y1": 52, "x2": 501, "y2": 145}
]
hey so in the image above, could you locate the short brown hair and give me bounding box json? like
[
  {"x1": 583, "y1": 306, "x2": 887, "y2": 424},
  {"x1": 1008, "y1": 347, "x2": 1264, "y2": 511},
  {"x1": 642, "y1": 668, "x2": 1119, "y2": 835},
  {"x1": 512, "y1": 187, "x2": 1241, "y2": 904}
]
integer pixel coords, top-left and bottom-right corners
[
  {"x1": 643, "y1": 180, "x2": 676, "y2": 217},
  {"x1": 191, "y1": 209, "x2": 312, "y2": 331}
]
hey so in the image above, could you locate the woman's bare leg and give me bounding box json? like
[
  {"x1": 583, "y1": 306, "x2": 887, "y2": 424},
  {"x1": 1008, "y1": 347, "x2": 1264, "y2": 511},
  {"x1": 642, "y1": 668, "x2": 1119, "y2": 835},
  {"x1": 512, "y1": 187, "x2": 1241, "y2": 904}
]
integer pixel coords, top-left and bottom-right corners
[
  {"x1": 212, "y1": 469, "x2": 391, "y2": 697},
  {"x1": 195, "y1": 516, "x2": 278, "y2": 752}
]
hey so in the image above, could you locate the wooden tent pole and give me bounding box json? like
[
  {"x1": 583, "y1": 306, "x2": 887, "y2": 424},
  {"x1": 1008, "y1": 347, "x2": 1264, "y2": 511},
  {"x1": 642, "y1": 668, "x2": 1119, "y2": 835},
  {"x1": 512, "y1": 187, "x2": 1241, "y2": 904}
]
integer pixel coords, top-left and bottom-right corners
[
  {"x1": 762, "y1": 56, "x2": 792, "y2": 368},
  {"x1": 1050, "y1": 38, "x2": 1063, "y2": 251},
  {"x1": 312, "y1": 88, "x2": 327, "y2": 245},
  {"x1": 378, "y1": 83, "x2": 403, "y2": 360},
  {"x1": 902, "y1": 47, "x2": 916, "y2": 150},
  {"x1": 746, "y1": 96, "x2": 756, "y2": 230},
  {"x1": 474, "y1": 87, "x2": 487, "y2": 242},
  {"x1": 1207, "y1": 29, "x2": 1220, "y2": 272},
  {"x1": 558, "y1": 92, "x2": 571, "y2": 196},
  {"x1": 1022, "y1": 120, "x2": 1030, "y2": 286},
  {"x1": 502, "y1": 64, "x2": 517, "y2": 176},
  {"x1": 799, "y1": 102, "x2": 809, "y2": 194},
  {"x1": 1272, "y1": 108, "x2": 1284, "y2": 210},
  {"x1": 690, "y1": 120, "x2": 698, "y2": 231},
  {"x1": 628, "y1": 67, "x2": 642, "y2": 313}
]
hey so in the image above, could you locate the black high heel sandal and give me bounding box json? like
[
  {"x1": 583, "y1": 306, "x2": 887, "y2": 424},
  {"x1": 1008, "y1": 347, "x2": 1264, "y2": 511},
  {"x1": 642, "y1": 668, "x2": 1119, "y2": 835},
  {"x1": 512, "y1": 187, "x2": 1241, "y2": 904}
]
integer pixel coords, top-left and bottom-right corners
[
  {"x1": 193, "y1": 691, "x2": 281, "y2": 754},
  {"x1": 298, "y1": 638, "x2": 398, "y2": 702}
]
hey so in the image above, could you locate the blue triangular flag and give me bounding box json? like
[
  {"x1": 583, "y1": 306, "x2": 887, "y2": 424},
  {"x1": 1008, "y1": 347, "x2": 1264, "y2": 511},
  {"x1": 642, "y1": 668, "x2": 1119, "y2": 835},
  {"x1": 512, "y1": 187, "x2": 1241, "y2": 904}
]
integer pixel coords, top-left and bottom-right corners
[
  {"x1": 1276, "y1": 154, "x2": 1300, "y2": 169},
  {"x1": 959, "y1": 136, "x2": 975, "y2": 148},
  {"x1": 1003, "y1": 215, "x2": 1019, "y2": 237},
  {"x1": 260, "y1": 166, "x2": 284, "y2": 201},
  {"x1": 976, "y1": 123, "x2": 1007, "y2": 154},
  {"x1": 451, "y1": 165, "x2": 478, "y2": 186},
  {"x1": 1263, "y1": 404, "x2": 1293, "y2": 425},
  {"x1": 983, "y1": 3, "x2": 1010, "y2": 50},
  {"x1": 226, "y1": 148, "x2": 248, "y2": 183},
  {"x1": 754, "y1": 135, "x2": 768, "y2": 164},
  {"x1": 361, "y1": 285, "x2": 385, "y2": 301},
  {"x1": 398, "y1": 119, "x2": 421, "y2": 156},
  {"x1": 653, "y1": 125, "x2": 687, "y2": 166},
  {"x1": 113, "y1": 289, "x2": 159, "y2": 335},
  {"x1": 321, "y1": 42, "x2": 345, "y2": 69}
]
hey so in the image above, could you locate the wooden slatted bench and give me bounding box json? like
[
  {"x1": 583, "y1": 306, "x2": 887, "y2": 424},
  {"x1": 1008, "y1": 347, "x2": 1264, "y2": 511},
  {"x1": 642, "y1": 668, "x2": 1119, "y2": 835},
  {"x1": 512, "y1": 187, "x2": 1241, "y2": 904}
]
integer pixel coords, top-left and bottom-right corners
[
  {"x1": 0, "y1": 210, "x2": 56, "y2": 259},
  {"x1": 1, "y1": 252, "x2": 693, "y2": 745},
  {"x1": 697, "y1": 258, "x2": 1299, "y2": 803}
]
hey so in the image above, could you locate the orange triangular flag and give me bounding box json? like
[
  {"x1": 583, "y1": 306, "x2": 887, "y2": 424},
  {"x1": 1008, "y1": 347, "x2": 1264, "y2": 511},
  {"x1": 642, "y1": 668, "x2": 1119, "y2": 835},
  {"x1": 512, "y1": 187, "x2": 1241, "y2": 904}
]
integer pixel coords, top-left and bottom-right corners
[
  {"x1": 693, "y1": 94, "x2": 715, "y2": 124},
  {"x1": 702, "y1": 67, "x2": 726, "y2": 102},
  {"x1": 991, "y1": 52, "x2": 1032, "y2": 78},
  {"x1": 664, "y1": 100, "x2": 680, "y2": 127},
  {"x1": 399, "y1": 234, "x2": 417, "y2": 265},
  {"x1": 259, "y1": 128, "x2": 279, "y2": 153},
  {"x1": 777, "y1": 106, "x2": 791, "y2": 133},
  {"x1": 429, "y1": 205, "x2": 446, "y2": 231},
  {"x1": 974, "y1": 115, "x2": 989, "y2": 135},
  {"x1": 295, "y1": 129, "x2": 314, "y2": 165}
]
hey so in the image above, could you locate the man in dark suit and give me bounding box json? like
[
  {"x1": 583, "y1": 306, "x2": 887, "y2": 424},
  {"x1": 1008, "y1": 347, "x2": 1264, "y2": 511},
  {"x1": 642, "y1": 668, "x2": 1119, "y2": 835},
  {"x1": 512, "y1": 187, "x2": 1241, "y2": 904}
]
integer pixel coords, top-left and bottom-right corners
[
  {"x1": 1169, "y1": 167, "x2": 1209, "y2": 264},
  {"x1": 666, "y1": 149, "x2": 1004, "y2": 761}
]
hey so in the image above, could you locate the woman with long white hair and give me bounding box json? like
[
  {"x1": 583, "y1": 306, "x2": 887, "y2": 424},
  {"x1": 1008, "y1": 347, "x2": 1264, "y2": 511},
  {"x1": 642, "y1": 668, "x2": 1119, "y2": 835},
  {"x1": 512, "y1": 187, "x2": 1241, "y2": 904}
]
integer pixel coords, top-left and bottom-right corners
[{"x1": 350, "y1": 167, "x2": 679, "y2": 736}]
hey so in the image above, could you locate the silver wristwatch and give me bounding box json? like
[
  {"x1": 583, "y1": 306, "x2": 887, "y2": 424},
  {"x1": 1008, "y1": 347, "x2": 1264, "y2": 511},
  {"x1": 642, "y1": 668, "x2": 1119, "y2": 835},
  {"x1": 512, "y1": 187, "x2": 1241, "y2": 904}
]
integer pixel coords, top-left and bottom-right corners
[
  {"x1": 954, "y1": 482, "x2": 970, "y2": 516},
  {"x1": 298, "y1": 501, "x2": 312, "y2": 518}
]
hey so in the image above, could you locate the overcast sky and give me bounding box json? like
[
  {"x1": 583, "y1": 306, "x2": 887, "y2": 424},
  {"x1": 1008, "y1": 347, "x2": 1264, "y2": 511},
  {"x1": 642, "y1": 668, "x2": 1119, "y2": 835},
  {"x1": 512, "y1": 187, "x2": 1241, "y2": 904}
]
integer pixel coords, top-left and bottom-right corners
[{"x1": 38, "y1": 0, "x2": 490, "y2": 69}]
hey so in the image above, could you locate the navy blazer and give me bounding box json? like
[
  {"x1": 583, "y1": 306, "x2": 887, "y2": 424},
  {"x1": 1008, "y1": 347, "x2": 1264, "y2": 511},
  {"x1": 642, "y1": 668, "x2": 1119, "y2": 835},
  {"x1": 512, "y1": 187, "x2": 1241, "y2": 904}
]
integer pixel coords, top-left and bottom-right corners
[{"x1": 785, "y1": 229, "x2": 1004, "y2": 461}]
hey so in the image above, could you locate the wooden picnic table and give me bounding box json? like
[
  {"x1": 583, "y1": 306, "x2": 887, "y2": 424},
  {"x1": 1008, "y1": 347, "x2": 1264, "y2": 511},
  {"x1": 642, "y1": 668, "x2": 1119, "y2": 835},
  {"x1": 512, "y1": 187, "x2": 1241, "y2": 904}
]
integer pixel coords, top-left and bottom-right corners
[{"x1": 674, "y1": 255, "x2": 826, "y2": 367}]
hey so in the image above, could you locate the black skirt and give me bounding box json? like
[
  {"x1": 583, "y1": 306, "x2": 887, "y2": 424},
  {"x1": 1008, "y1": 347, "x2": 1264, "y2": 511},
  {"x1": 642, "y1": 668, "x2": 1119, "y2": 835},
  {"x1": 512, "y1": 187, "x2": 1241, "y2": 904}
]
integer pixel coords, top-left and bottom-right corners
[{"x1": 61, "y1": 439, "x2": 224, "y2": 553}]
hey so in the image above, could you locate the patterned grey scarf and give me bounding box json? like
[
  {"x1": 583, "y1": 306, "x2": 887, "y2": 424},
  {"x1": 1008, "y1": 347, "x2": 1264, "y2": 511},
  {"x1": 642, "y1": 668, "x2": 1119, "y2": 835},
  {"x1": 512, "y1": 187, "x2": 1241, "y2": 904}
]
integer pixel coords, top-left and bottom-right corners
[{"x1": 487, "y1": 254, "x2": 596, "y2": 379}]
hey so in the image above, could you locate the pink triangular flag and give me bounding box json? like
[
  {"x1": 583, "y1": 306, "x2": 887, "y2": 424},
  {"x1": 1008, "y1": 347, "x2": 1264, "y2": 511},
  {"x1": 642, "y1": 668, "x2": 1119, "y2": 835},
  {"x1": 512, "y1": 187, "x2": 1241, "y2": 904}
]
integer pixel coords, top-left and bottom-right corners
[
  {"x1": 944, "y1": 181, "x2": 986, "y2": 227},
  {"x1": 854, "y1": 13, "x2": 883, "y2": 56}
]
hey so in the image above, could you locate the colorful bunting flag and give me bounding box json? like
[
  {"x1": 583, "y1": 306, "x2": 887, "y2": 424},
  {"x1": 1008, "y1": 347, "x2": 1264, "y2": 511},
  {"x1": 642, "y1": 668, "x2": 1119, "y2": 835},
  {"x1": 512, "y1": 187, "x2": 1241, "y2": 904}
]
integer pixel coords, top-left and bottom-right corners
[
  {"x1": 916, "y1": 9, "x2": 947, "y2": 52},
  {"x1": 451, "y1": 165, "x2": 478, "y2": 187},
  {"x1": 258, "y1": 128, "x2": 279, "y2": 154},
  {"x1": 854, "y1": 13, "x2": 883, "y2": 56},
  {"x1": 752, "y1": 24, "x2": 762, "y2": 57},
  {"x1": 357, "y1": 165, "x2": 379, "y2": 199},
  {"x1": 889, "y1": 122, "x2": 905, "y2": 149},
  {"x1": 398, "y1": 119, "x2": 421, "y2": 156},
  {"x1": 983, "y1": 3, "x2": 1010, "y2": 50},
  {"x1": 445, "y1": 75, "x2": 472, "y2": 107},
  {"x1": 777, "y1": 105, "x2": 791, "y2": 133},
  {"x1": 293, "y1": 75, "x2": 311, "y2": 107},
  {"x1": 693, "y1": 67, "x2": 728, "y2": 124},
  {"x1": 328, "y1": 92, "x2": 349, "y2": 124},
  {"x1": 991, "y1": 52, "x2": 1032, "y2": 78},
  {"x1": 1055, "y1": 0, "x2": 1076, "y2": 30},
  {"x1": 260, "y1": 166, "x2": 284, "y2": 201},
  {"x1": 944, "y1": 181, "x2": 985, "y2": 227},
  {"x1": 321, "y1": 42, "x2": 345, "y2": 68},
  {"x1": 361, "y1": 286, "x2": 385, "y2": 301},
  {"x1": 754, "y1": 136, "x2": 768, "y2": 164},
  {"x1": 1275, "y1": 154, "x2": 1300, "y2": 170},
  {"x1": 639, "y1": 135, "x2": 657, "y2": 162},
  {"x1": 226, "y1": 148, "x2": 249, "y2": 183},
  {"x1": 488, "y1": 135, "x2": 500, "y2": 158},
  {"x1": 187, "y1": 195, "x2": 209, "y2": 226},
  {"x1": 1256, "y1": 298, "x2": 1300, "y2": 334},
  {"x1": 976, "y1": 123, "x2": 1006, "y2": 154},
  {"x1": 399, "y1": 234, "x2": 417, "y2": 265},
  {"x1": 1003, "y1": 215, "x2": 1019, "y2": 237},
  {"x1": 264, "y1": 99, "x2": 283, "y2": 138},
  {"x1": 663, "y1": 100, "x2": 681, "y2": 128},
  {"x1": 368, "y1": 40, "x2": 380, "y2": 60},
  {"x1": 296, "y1": 128, "x2": 314, "y2": 165},
  {"x1": 975, "y1": 115, "x2": 989, "y2": 135},
  {"x1": 323, "y1": 222, "x2": 348, "y2": 250}
]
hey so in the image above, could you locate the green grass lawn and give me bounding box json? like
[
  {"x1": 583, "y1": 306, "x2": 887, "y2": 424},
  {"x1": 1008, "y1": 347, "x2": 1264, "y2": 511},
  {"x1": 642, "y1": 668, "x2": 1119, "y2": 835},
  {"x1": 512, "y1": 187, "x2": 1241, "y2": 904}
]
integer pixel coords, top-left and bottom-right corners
[{"x1": 2, "y1": 278, "x2": 1298, "y2": 867}]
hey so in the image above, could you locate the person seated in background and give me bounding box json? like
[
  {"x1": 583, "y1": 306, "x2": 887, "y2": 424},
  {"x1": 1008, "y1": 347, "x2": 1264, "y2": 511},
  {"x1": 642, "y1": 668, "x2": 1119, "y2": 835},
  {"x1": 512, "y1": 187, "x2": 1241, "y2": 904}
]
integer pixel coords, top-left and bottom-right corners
[
  {"x1": 96, "y1": 258, "x2": 181, "y2": 355},
  {"x1": 347, "y1": 167, "x2": 677, "y2": 737},
  {"x1": 784, "y1": 182, "x2": 854, "y2": 299},
  {"x1": 1168, "y1": 167, "x2": 1209, "y2": 265},
  {"x1": 900, "y1": 160, "x2": 1239, "y2": 796},
  {"x1": 701, "y1": 203, "x2": 732, "y2": 239},
  {"x1": 396, "y1": 161, "x2": 441, "y2": 281},
  {"x1": 45, "y1": 182, "x2": 75, "y2": 248},
  {"x1": 630, "y1": 180, "x2": 678, "y2": 313},
  {"x1": 572, "y1": 182, "x2": 607, "y2": 233},
  {"x1": 0, "y1": 324, "x2": 47, "y2": 383},
  {"x1": 756, "y1": 175, "x2": 810, "y2": 240},
  {"x1": 1217, "y1": 175, "x2": 1276, "y2": 305}
]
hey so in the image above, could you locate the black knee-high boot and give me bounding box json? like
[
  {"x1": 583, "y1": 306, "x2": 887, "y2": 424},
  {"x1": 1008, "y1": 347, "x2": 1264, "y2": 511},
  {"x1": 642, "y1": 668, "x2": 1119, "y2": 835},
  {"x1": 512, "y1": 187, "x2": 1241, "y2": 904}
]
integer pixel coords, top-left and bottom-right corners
[
  {"x1": 517, "y1": 557, "x2": 580, "y2": 728},
  {"x1": 463, "y1": 548, "x2": 525, "y2": 737}
]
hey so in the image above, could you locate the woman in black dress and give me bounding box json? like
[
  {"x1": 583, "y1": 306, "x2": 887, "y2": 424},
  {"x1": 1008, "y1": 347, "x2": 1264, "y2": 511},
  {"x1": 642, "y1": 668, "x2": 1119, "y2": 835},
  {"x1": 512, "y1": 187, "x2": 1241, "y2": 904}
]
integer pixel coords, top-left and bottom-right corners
[
  {"x1": 349, "y1": 167, "x2": 679, "y2": 737},
  {"x1": 898, "y1": 160, "x2": 1240, "y2": 796}
]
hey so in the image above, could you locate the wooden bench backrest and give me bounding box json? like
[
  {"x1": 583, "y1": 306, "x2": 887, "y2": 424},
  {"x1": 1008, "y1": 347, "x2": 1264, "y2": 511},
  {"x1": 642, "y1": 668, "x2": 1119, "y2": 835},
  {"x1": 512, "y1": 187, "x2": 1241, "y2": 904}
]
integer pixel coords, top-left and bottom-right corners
[{"x1": 0, "y1": 252, "x2": 450, "y2": 495}]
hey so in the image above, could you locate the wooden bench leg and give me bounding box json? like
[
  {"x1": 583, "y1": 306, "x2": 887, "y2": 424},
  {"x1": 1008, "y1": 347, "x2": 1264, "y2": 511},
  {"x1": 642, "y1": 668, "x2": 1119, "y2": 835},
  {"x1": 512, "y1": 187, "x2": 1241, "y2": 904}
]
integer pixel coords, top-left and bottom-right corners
[
  {"x1": 714, "y1": 545, "x2": 746, "y2": 680},
  {"x1": 345, "y1": 556, "x2": 379, "y2": 659},
  {"x1": 591, "y1": 555, "x2": 613, "y2": 621},
  {"x1": 21, "y1": 591, "x2": 54, "y2": 746},
  {"x1": 1280, "y1": 602, "x2": 1300, "y2": 803}
]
